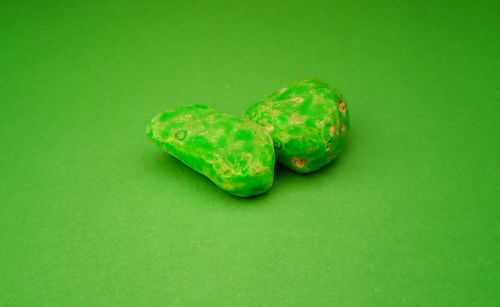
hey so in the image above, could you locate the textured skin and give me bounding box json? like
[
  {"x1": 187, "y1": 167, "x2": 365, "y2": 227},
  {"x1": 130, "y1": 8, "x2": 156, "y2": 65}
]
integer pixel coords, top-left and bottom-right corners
[
  {"x1": 147, "y1": 105, "x2": 275, "y2": 197},
  {"x1": 246, "y1": 79, "x2": 349, "y2": 173}
]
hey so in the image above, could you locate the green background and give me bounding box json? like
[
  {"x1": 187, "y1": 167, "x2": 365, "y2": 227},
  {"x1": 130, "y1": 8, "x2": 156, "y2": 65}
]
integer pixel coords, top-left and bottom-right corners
[{"x1": 1, "y1": 0, "x2": 499, "y2": 306}]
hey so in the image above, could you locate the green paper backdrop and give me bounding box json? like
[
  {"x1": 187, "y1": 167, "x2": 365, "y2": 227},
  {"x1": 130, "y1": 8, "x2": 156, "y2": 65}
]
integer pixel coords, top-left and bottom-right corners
[{"x1": 1, "y1": 0, "x2": 499, "y2": 306}]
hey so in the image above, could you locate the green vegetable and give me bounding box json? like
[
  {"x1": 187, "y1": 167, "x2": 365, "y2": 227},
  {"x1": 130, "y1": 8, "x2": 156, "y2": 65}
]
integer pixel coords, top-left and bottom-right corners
[
  {"x1": 147, "y1": 105, "x2": 275, "y2": 197},
  {"x1": 246, "y1": 79, "x2": 349, "y2": 173}
]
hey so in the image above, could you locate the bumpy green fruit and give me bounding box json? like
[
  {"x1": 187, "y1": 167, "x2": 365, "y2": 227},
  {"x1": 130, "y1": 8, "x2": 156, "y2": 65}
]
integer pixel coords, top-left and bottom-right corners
[
  {"x1": 147, "y1": 105, "x2": 275, "y2": 197},
  {"x1": 245, "y1": 79, "x2": 349, "y2": 173}
]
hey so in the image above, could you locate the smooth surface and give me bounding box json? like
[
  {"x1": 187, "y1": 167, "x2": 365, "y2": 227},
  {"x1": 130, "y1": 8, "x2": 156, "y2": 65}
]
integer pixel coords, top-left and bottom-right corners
[{"x1": 1, "y1": 1, "x2": 499, "y2": 306}]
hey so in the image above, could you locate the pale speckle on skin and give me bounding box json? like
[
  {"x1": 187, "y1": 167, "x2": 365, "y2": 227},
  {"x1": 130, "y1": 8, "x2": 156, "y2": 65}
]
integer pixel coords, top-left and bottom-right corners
[
  {"x1": 292, "y1": 157, "x2": 306, "y2": 168},
  {"x1": 265, "y1": 124, "x2": 274, "y2": 132},
  {"x1": 341, "y1": 124, "x2": 347, "y2": 133},
  {"x1": 329, "y1": 125, "x2": 335, "y2": 137},
  {"x1": 315, "y1": 120, "x2": 325, "y2": 128},
  {"x1": 279, "y1": 88, "x2": 287, "y2": 94},
  {"x1": 289, "y1": 113, "x2": 302, "y2": 125},
  {"x1": 339, "y1": 100, "x2": 346, "y2": 115},
  {"x1": 291, "y1": 97, "x2": 305, "y2": 103},
  {"x1": 326, "y1": 144, "x2": 331, "y2": 151},
  {"x1": 272, "y1": 109, "x2": 282, "y2": 117}
]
